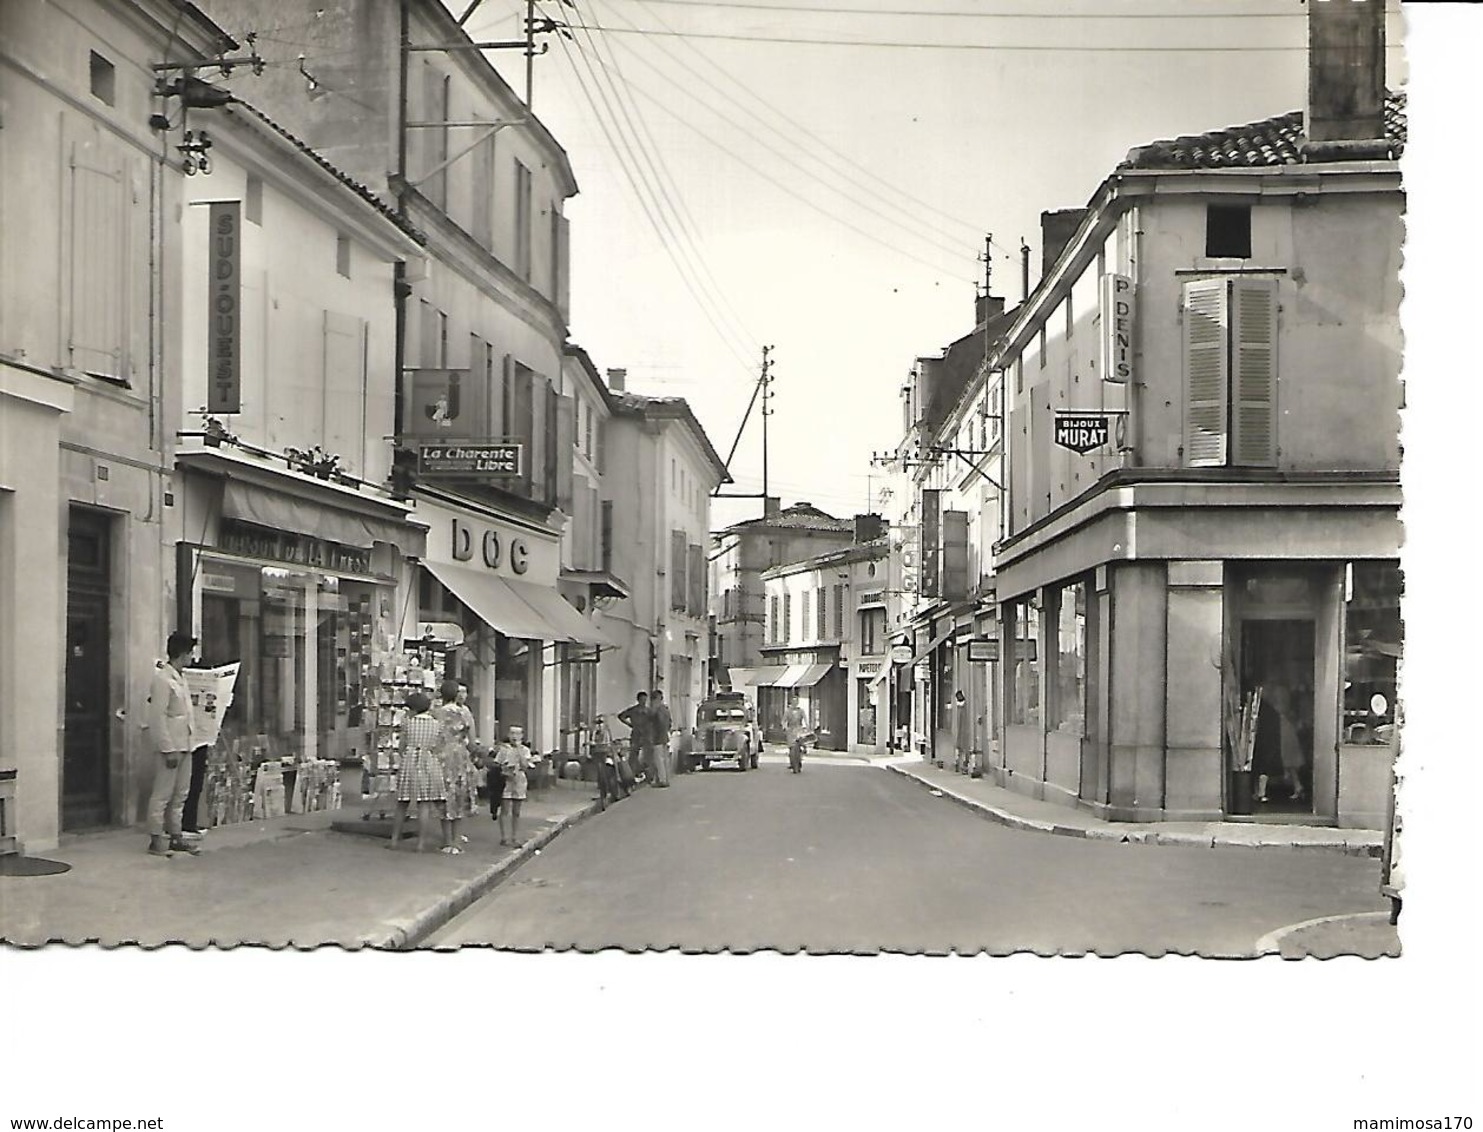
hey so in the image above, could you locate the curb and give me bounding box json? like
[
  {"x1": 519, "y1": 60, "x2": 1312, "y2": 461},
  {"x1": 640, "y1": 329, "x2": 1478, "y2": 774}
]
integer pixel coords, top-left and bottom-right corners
[
  {"x1": 375, "y1": 797, "x2": 604, "y2": 949},
  {"x1": 884, "y1": 763, "x2": 1382, "y2": 857}
]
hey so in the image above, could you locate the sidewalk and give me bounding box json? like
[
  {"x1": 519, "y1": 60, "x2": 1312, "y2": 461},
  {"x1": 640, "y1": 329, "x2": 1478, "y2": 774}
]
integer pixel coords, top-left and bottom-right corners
[
  {"x1": 884, "y1": 757, "x2": 1384, "y2": 857},
  {"x1": 0, "y1": 781, "x2": 604, "y2": 949}
]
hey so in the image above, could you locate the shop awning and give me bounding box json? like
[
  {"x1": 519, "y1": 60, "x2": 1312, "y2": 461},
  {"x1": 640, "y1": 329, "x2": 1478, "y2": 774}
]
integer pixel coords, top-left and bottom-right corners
[
  {"x1": 773, "y1": 662, "x2": 833, "y2": 689},
  {"x1": 504, "y1": 576, "x2": 618, "y2": 648},
  {"x1": 218, "y1": 475, "x2": 423, "y2": 553},
  {"x1": 423, "y1": 560, "x2": 583, "y2": 645},
  {"x1": 727, "y1": 665, "x2": 790, "y2": 689},
  {"x1": 872, "y1": 624, "x2": 956, "y2": 687}
]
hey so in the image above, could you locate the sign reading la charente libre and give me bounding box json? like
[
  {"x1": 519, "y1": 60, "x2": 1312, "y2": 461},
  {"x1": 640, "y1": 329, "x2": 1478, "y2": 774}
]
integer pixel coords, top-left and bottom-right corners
[
  {"x1": 417, "y1": 441, "x2": 523, "y2": 477},
  {"x1": 1053, "y1": 413, "x2": 1110, "y2": 454}
]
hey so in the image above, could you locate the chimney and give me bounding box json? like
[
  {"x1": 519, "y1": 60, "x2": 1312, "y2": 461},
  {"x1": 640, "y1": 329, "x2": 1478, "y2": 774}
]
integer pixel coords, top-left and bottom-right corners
[
  {"x1": 1040, "y1": 209, "x2": 1088, "y2": 278},
  {"x1": 1304, "y1": 0, "x2": 1389, "y2": 159},
  {"x1": 606, "y1": 367, "x2": 627, "y2": 392},
  {"x1": 763, "y1": 495, "x2": 780, "y2": 518},
  {"x1": 854, "y1": 513, "x2": 885, "y2": 544},
  {"x1": 974, "y1": 293, "x2": 1005, "y2": 328}
]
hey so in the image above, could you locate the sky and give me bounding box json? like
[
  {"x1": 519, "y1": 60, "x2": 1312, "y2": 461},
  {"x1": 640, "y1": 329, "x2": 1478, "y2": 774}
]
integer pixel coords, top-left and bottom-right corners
[{"x1": 452, "y1": 0, "x2": 1406, "y2": 529}]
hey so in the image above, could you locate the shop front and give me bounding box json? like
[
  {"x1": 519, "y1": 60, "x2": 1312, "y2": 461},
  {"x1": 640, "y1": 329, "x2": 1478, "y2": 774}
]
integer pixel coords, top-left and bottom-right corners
[
  {"x1": 414, "y1": 497, "x2": 615, "y2": 760},
  {"x1": 174, "y1": 451, "x2": 427, "y2": 826}
]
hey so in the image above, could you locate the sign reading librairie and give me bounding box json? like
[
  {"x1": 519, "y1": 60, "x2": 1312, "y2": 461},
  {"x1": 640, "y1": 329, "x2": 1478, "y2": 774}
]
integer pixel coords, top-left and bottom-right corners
[
  {"x1": 207, "y1": 202, "x2": 241, "y2": 413},
  {"x1": 417, "y1": 441, "x2": 522, "y2": 477},
  {"x1": 1053, "y1": 412, "x2": 1110, "y2": 454}
]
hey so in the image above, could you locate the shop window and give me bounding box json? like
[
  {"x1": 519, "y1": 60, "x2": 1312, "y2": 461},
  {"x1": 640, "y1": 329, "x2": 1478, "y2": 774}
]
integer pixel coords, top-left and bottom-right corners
[
  {"x1": 1052, "y1": 580, "x2": 1087, "y2": 735},
  {"x1": 1344, "y1": 562, "x2": 1401, "y2": 745},
  {"x1": 1007, "y1": 599, "x2": 1040, "y2": 726},
  {"x1": 89, "y1": 51, "x2": 115, "y2": 106},
  {"x1": 1206, "y1": 204, "x2": 1251, "y2": 259}
]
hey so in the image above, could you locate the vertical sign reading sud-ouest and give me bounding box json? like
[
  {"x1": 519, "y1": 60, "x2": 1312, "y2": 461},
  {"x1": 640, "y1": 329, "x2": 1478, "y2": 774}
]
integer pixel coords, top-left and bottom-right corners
[{"x1": 207, "y1": 201, "x2": 241, "y2": 414}]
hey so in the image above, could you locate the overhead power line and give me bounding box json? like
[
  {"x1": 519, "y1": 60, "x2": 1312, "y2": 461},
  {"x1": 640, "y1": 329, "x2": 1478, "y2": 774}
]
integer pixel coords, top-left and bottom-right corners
[
  {"x1": 594, "y1": 0, "x2": 1307, "y2": 17},
  {"x1": 558, "y1": 23, "x2": 1310, "y2": 49}
]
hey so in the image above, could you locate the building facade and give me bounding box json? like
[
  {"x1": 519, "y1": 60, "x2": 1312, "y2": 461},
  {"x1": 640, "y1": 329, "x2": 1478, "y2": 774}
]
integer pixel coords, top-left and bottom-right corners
[
  {"x1": 0, "y1": 0, "x2": 235, "y2": 850},
  {"x1": 759, "y1": 530, "x2": 889, "y2": 753},
  {"x1": 890, "y1": 0, "x2": 1403, "y2": 828},
  {"x1": 600, "y1": 385, "x2": 728, "y2": 736}
]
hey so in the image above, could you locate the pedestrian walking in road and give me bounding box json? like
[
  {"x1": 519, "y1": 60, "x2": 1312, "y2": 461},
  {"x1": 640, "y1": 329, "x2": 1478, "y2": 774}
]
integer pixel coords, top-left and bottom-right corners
[
  {"x1": 389, "y1": 691, "x2": 447, "y2": 853},
  {"x1": 143, "y1": 631, "x2": 201, "y2": 858},
  {"x1": 433, "y1": 679, "x2": 478, "y2": 855},
  {"x1": 617, "y1": 691, "x2": 653, "y2": 785},
  {"x1": 591, "y1": 715, "x2": 628, "y2": 807},
  {"x1": 496, "y1": 725, "x2": 535, "y2": 847},
  {"x1": 784, "y1": 695, "x2": 808, "y2": 774},
  {"x1": 648, "y1": 689, "x2": 673, "y2": 787}
]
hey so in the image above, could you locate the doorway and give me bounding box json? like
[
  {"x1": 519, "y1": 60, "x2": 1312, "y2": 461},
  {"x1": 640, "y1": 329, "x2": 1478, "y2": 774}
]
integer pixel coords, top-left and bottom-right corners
[
  {"x1": 63, "y1": 509, "x2": 113, "y2": 830},
  {"x1": 1241, "y1": 619, "x2": 1315, "y2": 815}
]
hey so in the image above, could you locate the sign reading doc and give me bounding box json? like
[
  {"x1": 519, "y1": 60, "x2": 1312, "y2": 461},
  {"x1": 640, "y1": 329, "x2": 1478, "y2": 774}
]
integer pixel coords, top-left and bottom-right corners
[
  {"x1": 451, "y1": 518, "x2": 530, "y2": 576},
  {"x1": 1100, "y1": 273, "x2": 1134, "y2": 384},
  {"x1": 1054, "y1": 412, "x2": 1110, "y2": 454},
  {"x1": 207, "y1": 202, "x2": 241, "y2": 413},
  {"x1": 418, "y1": 442, "x2": 522, "y2": 478}
]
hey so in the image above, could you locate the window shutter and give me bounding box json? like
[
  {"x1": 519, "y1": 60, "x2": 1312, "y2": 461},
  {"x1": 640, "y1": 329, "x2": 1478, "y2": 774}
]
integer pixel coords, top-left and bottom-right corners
[
  {"x1": 801, "y1": 591, "x2": 811, "y2": 640},
  {"x1": 834, "y1": 583, "x2": 844, "y2": 639},
  {"x1": 687, "y1": 543, "x2": 704, "y2": 616},
  {"x1": 671, "y1": 528, "x2": 687, "y2": 612},
  {"x1": 68, "y1": 133, "x2": 126, "y2": 378},
  {"x1": 1231, "y1": 278, "x2": 1278, "y2": 467},
  {"x1": 555, "y1": 393, "x2": 575, "y2": 511},
  {"x1": 600, "y1": 499, "x2": 614, "y2": 572},
  {"x1": 1182, "y1": 278, "x2": 1230, "y2": 467}
]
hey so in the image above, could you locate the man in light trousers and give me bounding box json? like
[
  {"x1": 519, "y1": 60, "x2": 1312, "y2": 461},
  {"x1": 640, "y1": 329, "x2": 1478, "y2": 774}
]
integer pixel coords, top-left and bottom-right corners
[{"x1": 144, "y1": 631, "x2": 200, "y2": 857}]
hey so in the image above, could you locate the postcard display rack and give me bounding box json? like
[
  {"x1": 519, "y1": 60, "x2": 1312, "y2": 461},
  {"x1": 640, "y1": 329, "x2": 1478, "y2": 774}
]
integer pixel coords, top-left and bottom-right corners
[{"x1": 362, "y1": 641, "x2": 449, "y2": 819}]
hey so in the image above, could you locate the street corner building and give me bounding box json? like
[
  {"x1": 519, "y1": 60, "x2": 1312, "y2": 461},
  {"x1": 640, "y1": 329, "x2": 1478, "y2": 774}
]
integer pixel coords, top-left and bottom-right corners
[{"x1": 877, "y1": 0, "x2": 1403, "y2": 828}]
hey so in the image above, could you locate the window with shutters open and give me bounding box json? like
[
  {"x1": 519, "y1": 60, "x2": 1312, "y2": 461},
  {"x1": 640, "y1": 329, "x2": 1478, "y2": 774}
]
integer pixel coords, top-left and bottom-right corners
[
  {"x1": 555, "y1": 393, "x2": 575, "y2": 511},
  {"x1": 671, "y1": 528, "x2": 687, "y2": 612},
  {"x1": 1182, "y1": 277, "x2": 1277, "y2": 468}
]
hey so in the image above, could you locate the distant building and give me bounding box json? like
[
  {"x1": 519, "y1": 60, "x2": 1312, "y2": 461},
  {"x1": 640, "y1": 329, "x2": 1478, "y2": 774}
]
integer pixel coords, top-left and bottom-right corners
[
  {"x1": 601, "y1": 380, "x2": 729, "y2": 735},
  {"x1": 758, "y1": 533, "x2": 890, "y2": 753},
  {"x1": 709, "y1": 501, "x2": 855, "y2": 684}
]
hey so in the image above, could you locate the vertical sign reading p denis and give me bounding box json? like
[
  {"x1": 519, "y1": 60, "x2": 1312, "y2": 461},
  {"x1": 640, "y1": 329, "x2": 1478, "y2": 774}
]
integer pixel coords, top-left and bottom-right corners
[{"x1": 207, "y1": 202, "x2": 241, "y2": 413}]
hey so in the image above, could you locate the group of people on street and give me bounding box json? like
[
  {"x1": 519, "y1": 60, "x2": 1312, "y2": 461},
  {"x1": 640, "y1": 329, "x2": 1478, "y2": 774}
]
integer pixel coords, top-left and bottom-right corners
[
  {"x1": 141, "y1": 629, "x2": 539, "y2": 857},
  {"x1": 617, "y1": 689, "x2": 675, "y2": 789},
  {"x1": 391, "y1": 679, "x2": 536, "y2": 853}
]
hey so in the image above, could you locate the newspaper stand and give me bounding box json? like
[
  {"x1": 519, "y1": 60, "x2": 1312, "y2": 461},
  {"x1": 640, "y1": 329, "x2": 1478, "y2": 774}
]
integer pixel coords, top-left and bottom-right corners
[{"x1": 362, "y1": 746, "x2": 399, "y2": 821}]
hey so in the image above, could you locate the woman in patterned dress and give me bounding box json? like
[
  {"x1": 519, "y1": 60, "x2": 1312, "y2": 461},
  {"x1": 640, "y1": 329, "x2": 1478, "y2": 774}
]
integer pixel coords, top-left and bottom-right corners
[
  {"x1": 433, "y1": 679, "x2": 478, "y2": 854},
  {"x1": 389, "y1": 691, "x2": 446, "y2": 853}
]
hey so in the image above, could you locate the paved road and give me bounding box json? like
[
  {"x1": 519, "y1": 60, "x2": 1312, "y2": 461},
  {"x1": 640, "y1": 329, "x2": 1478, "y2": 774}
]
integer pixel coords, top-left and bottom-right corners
[{"x1": 426, "y1": 757, "x2": 1391, "y2": 955}]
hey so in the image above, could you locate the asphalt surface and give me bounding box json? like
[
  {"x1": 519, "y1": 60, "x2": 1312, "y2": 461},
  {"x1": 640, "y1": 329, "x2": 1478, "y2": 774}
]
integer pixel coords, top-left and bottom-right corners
[{"x1": 425, "y1": 756, "x2": 1393, "y2": 955}]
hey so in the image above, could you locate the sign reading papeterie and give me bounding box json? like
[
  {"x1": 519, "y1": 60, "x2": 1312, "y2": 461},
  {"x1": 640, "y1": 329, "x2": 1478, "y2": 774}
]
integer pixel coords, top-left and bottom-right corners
[
  {"x1": 1053, "y1": 413, "x2": 1110, "y2": 454},
  {"x1": 417, "y1": 441, "x2": 522, "y2": 477}
]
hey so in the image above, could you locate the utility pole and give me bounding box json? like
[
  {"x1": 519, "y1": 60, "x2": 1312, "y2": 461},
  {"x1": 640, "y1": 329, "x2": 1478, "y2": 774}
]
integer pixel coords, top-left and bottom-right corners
[
  {"x1": 525, "y1": 0, "x2": 535, "y2": 105},
  {"x1": 760, "y1": 344, "x2": 773, "y2": 500},
  {"x1": 1021, "y1": 237, "x2": 1031, "y2": 303}
]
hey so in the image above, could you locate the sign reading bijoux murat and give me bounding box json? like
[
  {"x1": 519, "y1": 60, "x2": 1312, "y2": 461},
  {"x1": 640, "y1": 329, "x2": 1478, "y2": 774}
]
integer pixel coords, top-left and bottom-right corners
[
  {"x1": 207, "y1": 201, "x2": 242, "y2": 414},
  {"x1": 1054, "y1": 412, "x2": 1111, "y2": 454}
]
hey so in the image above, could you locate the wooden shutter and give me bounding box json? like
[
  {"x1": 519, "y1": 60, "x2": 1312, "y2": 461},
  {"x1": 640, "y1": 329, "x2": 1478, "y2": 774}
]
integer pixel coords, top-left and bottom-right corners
[
  {"x1": 555, "y1": 393, "x2": 575, "y2": 511},
  {"x1": 801, "y1": 591, "x2": 811, "y2": 640},
  {"x1": 600, "y1": 499, "x2": 614, "y2": 571},
  {"x1": 1183, "y1": 278, "x2": 1230, "y2": 467},
  {"x1": 671, "y1": 528, "x2": 687, "y2": 612},
  {"x1": 834, "y1": 584, "x2": 844, "y2": 639},
  {"x1": 688, "y1": 544, "x2": 704, "y2": 616},
  {"x1": 817, "y1": 586, "x2": 827, "y2": 639},
  {"x1": 67, "y1": 132, "x2": 126, "y2": 379},
  {"x1": 1231, "y1": 278, "x2": 1278, "y2": 467},
  {"x1": 323, "y1": 312, "x2": 367, "y2": 474},
  {"x1": 512, "y1": 360, "x2": 533, "y2": 495}
]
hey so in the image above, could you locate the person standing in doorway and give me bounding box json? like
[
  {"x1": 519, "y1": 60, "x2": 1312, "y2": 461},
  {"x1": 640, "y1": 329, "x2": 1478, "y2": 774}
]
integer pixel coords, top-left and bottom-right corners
[
  {"x1": 648, "y1": 689, "x2": 673, "y2": 787},
  {"x1": 144, "y1": 632, "x2": 200, "y2": 858},
  {"x1": 496, "y1": 725, "x2": 535, "y2": 847},
  {"x1": 617, "y1": 691, "x2": 652, "y2": 785}
]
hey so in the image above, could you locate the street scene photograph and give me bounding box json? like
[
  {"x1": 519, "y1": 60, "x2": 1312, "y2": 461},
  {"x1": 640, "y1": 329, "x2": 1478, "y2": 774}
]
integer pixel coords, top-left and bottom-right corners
[
  {"x1": 0, "y1": 0, "x2": 1428, "y2": 959},
  {"x1": 4, "y1": 0, "x2": 1479, "y2": 1126}
]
